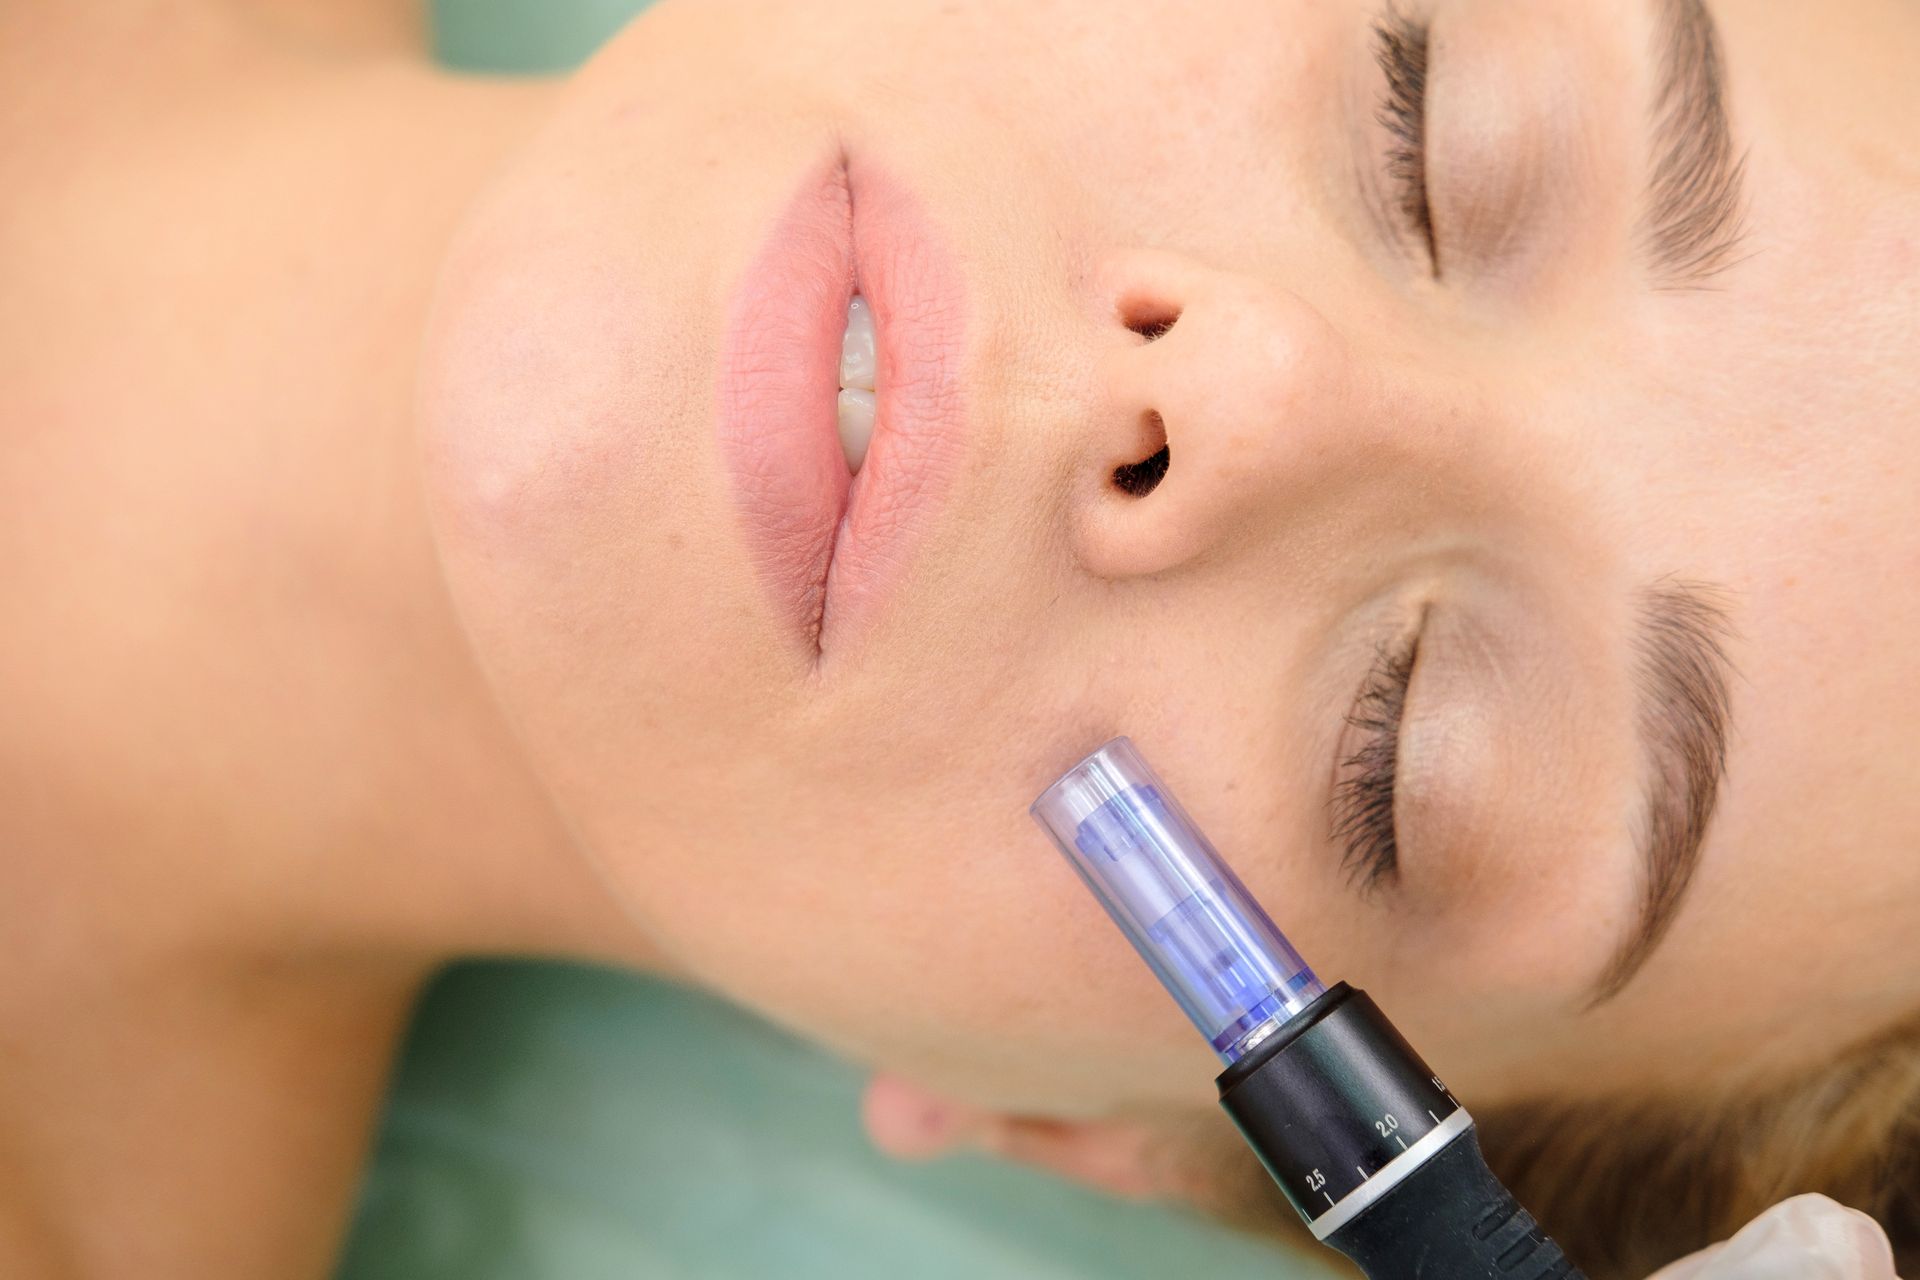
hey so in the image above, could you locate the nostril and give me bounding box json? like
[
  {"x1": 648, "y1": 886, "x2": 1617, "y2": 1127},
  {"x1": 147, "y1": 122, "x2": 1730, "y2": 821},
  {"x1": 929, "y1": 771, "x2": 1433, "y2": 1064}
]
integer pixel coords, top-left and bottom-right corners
[
  {"x1": 1112, "y1": 445, "x2": 1169, "y2": 495},
  {"x1": 1119, "y1": 297, "x2": 1180, "y2": 343},
  {"x1": 1111, "y1": 411, "x2": 1170, "y2": 497}
]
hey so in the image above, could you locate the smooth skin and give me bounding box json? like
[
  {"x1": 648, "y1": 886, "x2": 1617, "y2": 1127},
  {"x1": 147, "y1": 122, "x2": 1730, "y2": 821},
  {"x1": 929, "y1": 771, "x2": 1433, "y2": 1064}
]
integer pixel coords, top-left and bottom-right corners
[{"x1": 1, "y1": 0, "x2": 1915, "y2": 1276}]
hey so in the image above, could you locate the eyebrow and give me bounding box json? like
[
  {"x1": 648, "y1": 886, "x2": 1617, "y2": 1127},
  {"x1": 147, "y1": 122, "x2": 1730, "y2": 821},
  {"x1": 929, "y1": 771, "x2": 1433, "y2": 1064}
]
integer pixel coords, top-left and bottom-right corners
[
  {"x1": 1587, "y1": 579, "x2": 1736, "y2": 1005},
  {"x1": 1637, "y1": 0, "x2": 1751, "y2": 286}
]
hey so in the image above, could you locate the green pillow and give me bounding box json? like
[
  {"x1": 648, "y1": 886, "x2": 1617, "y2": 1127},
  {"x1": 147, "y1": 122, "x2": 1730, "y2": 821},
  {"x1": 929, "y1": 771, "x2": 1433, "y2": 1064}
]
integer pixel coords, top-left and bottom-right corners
[{"x1": 337, "y1": 963, "x2": 1333, "y2": 1279}]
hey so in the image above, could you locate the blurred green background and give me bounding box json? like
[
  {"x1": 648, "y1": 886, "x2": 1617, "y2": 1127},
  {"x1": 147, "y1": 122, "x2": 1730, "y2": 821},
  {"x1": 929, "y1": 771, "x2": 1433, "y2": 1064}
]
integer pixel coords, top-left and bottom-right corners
[
  {"x1": 338, "y1": 5, "x2": 1341, "y2": 1277},
  {"x1": 337, "y1": 963, "x2": 1335, "y2": 1279},
  {"x1": 430, "y1": 0, "x2": 650, "y2": 72}
]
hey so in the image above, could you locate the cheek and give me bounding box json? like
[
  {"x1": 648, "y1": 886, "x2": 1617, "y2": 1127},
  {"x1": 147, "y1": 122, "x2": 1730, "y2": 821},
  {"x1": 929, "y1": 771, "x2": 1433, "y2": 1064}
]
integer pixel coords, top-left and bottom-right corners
[
  {"x1": 415, "y1": 111, "x2": 777, "y2": 680},
  {"x1": 416, "y1": 161, "x2": 744, "y2": 743}
]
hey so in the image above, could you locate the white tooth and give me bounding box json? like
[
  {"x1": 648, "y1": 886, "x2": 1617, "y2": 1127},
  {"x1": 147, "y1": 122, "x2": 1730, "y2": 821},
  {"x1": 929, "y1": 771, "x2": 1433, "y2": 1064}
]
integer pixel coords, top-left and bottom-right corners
[
  {"x1": 839, "y1": 294, "x2": 877, "y2": 392},
  {"x1": 837, "y1": 387, "x2": 876, "y2": 473}
]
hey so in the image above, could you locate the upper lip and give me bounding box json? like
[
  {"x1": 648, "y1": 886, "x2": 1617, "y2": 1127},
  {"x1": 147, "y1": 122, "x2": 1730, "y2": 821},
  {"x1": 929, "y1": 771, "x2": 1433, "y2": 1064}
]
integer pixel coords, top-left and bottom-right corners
[{"x1": 717, "y1": 150, "x2": 969, "y2": 668}]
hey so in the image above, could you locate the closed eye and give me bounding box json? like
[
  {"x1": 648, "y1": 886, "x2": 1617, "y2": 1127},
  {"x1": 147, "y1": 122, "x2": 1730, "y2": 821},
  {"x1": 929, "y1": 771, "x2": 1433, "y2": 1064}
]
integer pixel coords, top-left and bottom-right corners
[
  {"x1": 1372, "y1": 5, "x2": 1439, "y2": 275},
  {"x1": 1331, "y1": 631, "x2": 1419, "y2": 893}
]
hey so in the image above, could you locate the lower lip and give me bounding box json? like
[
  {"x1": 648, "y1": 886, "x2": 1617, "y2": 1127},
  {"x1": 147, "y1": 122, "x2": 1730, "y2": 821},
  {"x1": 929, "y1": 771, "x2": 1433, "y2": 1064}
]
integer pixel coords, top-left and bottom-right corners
[{"x1": 716, "y1": 154, "x2": 968, "y2": 663}]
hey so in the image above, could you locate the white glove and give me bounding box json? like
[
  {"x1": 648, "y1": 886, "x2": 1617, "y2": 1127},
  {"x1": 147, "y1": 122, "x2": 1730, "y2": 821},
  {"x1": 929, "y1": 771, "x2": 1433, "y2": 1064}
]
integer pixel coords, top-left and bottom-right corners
[{"x1": 1648, "y1": 1194, "x2": 1901, "y2": 1280}]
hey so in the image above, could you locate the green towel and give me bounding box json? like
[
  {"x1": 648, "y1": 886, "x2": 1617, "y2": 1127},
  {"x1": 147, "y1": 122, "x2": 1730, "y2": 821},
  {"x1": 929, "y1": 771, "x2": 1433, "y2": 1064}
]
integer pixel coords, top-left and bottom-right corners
[
  {"x1": 431, "y1": 0, "x2": 652, "y2": 73},
  {"x1": 338, "y1": 962, "x2": 1337, "y2": 1279}
]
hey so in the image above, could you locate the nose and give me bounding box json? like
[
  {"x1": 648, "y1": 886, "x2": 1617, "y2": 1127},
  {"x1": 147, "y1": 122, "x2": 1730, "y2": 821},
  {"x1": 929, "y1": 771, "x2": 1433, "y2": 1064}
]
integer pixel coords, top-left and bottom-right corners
[{"x1": 1075, "y1": 248, "x2": 1367, "y2": 580}]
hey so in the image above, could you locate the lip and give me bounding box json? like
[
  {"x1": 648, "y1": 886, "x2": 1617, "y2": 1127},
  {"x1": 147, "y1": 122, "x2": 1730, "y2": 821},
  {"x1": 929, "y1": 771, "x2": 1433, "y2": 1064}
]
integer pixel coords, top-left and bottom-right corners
[{"x1": 716, "y1": 152, "x2": 969, "y2": 665}]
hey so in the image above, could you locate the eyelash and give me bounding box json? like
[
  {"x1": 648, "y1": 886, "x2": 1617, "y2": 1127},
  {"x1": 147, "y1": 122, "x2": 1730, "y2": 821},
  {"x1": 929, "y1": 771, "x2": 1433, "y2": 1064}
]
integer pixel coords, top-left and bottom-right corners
[
  {"x1": 1331, "y1": 634, "x2": 1418, "y2": 891},
  {"x1": 1373, "y1": 8, "x2": 1439, "y2": 272}
]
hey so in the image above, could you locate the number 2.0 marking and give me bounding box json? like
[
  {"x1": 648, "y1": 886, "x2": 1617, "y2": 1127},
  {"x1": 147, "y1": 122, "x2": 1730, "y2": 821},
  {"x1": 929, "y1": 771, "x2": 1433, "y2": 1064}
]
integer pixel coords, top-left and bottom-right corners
[{"x1": 1374, "y1": 1113, "x2": 1399, "y2": 1136}]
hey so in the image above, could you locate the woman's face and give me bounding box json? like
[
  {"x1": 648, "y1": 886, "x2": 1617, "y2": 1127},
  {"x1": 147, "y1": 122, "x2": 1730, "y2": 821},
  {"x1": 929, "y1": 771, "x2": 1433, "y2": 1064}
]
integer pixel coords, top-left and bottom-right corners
[{"x1": 420, "y1": 0, "x2": 1920, "y2": 1130}]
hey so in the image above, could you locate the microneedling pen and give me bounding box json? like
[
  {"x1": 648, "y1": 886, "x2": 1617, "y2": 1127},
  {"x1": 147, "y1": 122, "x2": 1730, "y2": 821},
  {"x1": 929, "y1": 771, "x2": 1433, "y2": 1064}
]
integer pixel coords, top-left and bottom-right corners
[{"x1": 1030, "y1": 737, "x2": 1587, "y2": 1280}]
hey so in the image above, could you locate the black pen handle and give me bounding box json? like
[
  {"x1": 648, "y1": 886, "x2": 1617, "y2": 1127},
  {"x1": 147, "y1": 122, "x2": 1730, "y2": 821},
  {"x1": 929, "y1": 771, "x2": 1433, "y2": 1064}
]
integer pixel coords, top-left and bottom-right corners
[{"x1": 1217, "y1": 984, "x2": 1587, "y2": 1280}]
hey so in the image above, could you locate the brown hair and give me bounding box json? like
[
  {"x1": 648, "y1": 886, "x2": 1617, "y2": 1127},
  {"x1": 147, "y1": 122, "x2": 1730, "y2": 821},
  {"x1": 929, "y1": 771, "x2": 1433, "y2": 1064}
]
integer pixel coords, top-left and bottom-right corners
[{"x1": 1478, "y1": 1015, "x2": 1920, "y2": 1280}]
